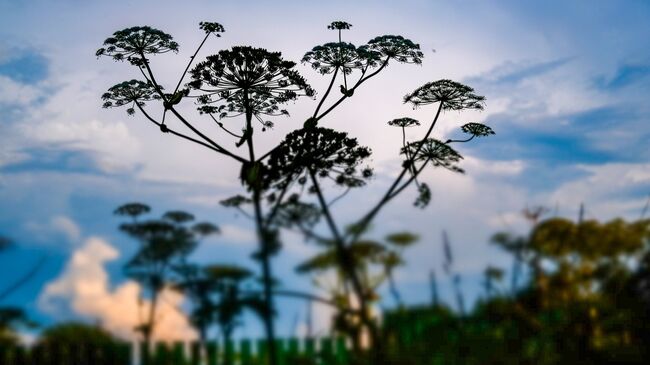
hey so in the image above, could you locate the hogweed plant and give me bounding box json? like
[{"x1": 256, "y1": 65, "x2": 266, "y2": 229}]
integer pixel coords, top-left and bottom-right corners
[
  {"x1": 98, "y1": 20, "x2": 493, "y2": 364},
  {"x1": 114, "y1": 203, "x2": 218, "y2": 352}
]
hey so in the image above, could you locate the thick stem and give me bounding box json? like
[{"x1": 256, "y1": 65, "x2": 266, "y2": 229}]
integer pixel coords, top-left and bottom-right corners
[
  {"x1": 144, "y1": 287, "x2": 159, "y2": 352},
  {"x1": 244, "y1": 90, "x2": 278, "y2": 365},
  {"x1": 308, "y1": 170, "x2": 380, "y2": 348}
]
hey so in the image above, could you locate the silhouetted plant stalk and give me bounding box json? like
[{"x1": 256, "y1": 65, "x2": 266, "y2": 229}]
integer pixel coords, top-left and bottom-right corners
[
  {"x1": 114, "y1": 203, "x2": 218, "y2": 359},
  {"x1": 97, "y1": 20, "x2": 493, "y2": 364}
]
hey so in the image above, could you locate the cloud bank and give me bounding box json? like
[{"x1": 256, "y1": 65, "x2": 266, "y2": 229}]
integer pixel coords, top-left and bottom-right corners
[{"x1": 39, "y1": 236, "x2": 196, "y2": 341}]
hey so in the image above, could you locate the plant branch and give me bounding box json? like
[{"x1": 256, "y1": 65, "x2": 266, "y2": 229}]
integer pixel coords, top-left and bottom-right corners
[
  {"x1": 173, "y1": 33, "x2": 210, "y2": 94},
  {"x1": 136, "y1": 104, "x2": 235, "y2": 155},
  {"x1": 345, "y1": 102, "x2": 444, "y2": 244},
  {"x1": 0, "y1": 255, "x2": 47, "y2": 302},
  {"x1": 313, "y1": 57, "x2": 390, "y2": 124},
  {"x1": 312, "y1": 66, "x2": 340, "y2": 118},
  {"x1": 138, "y1": 52, "x2": 246, "y2": 163}
]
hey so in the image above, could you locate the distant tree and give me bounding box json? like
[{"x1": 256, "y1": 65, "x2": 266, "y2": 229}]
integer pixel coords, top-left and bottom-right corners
[
  {"x1": 114, "y1": 203, "x2": 218, "y2": 349},
  {"x1": 490, "y1": 212, "x2": 650, "y2": 363},
  {"x1": 34, "y1": 322, "x2": 122, "y2": 348},
  {"x1": 32, "y1": 322, "x2": 126, "y2": 365}
]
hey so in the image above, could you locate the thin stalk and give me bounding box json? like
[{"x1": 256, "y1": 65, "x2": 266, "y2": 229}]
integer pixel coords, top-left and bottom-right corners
[
  {"x1": 346, "y1": 102, "x2": 444, "y2": 244},
  {"x1": 388, "y1": 158, "x2": 430, "y2": 200},
  {"x1": 136, "y1": 104, "x2": 228, "y2": 154},
  {"x1": 446, "y1": 135, "x2": 474, "y2": 144},
  {"x1": 313, "y1": 58, "x2": 390, "y2": 124},
  {"x1": 402, "y1": 126, "x2": 418, "y2": 180},
  {"x1": 264, "y1": 183, "x2": 290, "y2": 227},
  {"x1": 387, "y1": 268, "x2": 403, "y2": 307},
  {"x1": 173, "y1": 33, "x2": 210, "y2": 94},
  {"x1": 312, "y1": 67, "x2": 340, "y2": 118}
]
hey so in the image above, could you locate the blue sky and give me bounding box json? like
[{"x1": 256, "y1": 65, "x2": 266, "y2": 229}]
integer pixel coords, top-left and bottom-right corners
[{"x1": 0, "y1": 0, "x2": 649, "y2": 341}]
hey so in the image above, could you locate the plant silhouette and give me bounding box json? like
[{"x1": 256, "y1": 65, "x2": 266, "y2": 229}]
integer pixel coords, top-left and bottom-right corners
[
  {"x1": 98, "y1": 20, "x2": 493, "y2": 364},
  {"x1": 114, "y1": 203, "x2": 218, "y2": 354}
]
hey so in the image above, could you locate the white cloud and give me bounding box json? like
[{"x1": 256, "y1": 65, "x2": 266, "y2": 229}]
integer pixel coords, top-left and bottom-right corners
[
  {"x1": 0, "y1": 75, "x2": 44, "y2": 107},
  {"x1": 24, "y1": 215, "x2": 82, "y2": 246},
  {"x1": 548, "y1": 163, "x2": 650, "y2": 219},
  {"x1": 39, "y1": 237, "x2": 196, "y2": 341},
  {"x1": 219, "y1": 224, "x2": 257, "y2": 245},
  {"x1": 50, "y1": 215, "x2": 81, "y2": 243},
  {"x1": 21, "y1": 117, "x2": 141, "y2": 174}
]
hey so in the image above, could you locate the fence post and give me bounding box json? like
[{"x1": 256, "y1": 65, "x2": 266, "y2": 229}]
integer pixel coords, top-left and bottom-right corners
[
  {"x1": 275, "y1": 339, "x2": 286, "y2": 365},
  {"x1": 172, "y1": 341, "x2": 185, "y2": 364},
  {"x1": 240, "y1": 339, "x2": 252, "y2": 365},
  {"x1": 286, "y1": 338, "x2": 299, "y2": 362},
  {"x1": 335, "y1": 337, "x2": 348, "y2": 365},
  {"x1": 139, "y1": 342, "x2": 150, "y2": 365},
  {"x1": 190, "y1": 341, "x2": 202, "y2": 365},
  {"x1": 304, "y1": 338, "x2": 316, "y2": 358},
  {"x1": 206, "y1": 341, "x2": 218, "y2": 365},
  {"x1": 320, "y1": 338, "x2": 334, "y2": 365},
  {"x1": 117, "y1": 342, "x2": 132, "y2": 365},
  {"x1": 257, "y1": 339, "x2": 268, "y2": 365},
  {"x1": 154, "y1": 342, "x2": 171, "y2": 364},
  {"x1": 224, "y1": 339, "x2": 235, "y2": 365}
]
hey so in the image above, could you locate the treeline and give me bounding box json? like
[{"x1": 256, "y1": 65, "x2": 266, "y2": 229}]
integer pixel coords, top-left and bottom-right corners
[{"x1": 384, "y1": 210, "x2": 650, "y2": 365}]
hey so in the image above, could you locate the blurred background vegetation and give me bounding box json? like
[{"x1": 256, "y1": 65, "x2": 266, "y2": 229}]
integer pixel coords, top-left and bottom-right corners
[{"x1": 1, "y1": 206, "x2": 649, "y2": 364}]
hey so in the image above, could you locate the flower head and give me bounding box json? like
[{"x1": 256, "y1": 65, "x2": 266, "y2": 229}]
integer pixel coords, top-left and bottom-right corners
[
  {"x1": 388, "y1": 117, "x2": 420, "y2": 128},
  {"x1": 199, "y1": 21, "x2": 225, "y2": 35},
  {"x1": 401, "y1": 138, "x2": 464, "y2": 173},
  {"x1": 404, "y1": 79, "x2": 485, "y2": 111},
  {"x1": 328, "y1": 21, "x2": 352, "y2": 30},
  {"x1": 461, "y1": 122, "x2": 495, "y2": 137},
  {"x1": 364, "y1": 35, "x2": 423, "y2": 64},
  {"x1": 96, "y1": 26, "x2": 178, "y2": 65},
  {"x1": 302, "y1": 42, "x2": 378, "y2": 75},
  {"x1": 101, "y1": 80, "x2": 161, "y2": 114},
  {"x1": 189, "y1": 46, "x2": 315, "y2": 118},
  {"x1": 266, "y1": 127, "x2": 372, "y2": 190}
]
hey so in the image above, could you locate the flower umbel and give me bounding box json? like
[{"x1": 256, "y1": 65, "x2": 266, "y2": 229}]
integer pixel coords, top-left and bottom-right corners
[
  {"x1": 461, "y1": 122, "x2": 495, "y2": 137},
  {"x1": 189, "y1": 46, "x2": 315, "y2": 118},
  {"x1": 101, "y1": 80, "x2": 162, "y2": 115},
  {"x1": 404, "y1": 79, "x2": 485, "y2": 111},
  {"x1": 364, "y1": 35, "x2": 424, "y2": 64},
  {"x1": 199, "y1": 22, "x2": 225, "y2": 35},
  {"x1": 96, "y1": 26, "x2": 179, "y2": 66},
  {"x1": 401, "y1": 138, "x2": 464, "y2": 173},
  {"x1": 388, "y1": 117, "x2": 420, "y2": 128},
  {"x1": 267, "y1": 127, "x2": 372, "y2": 190},
  {"x1": 302, "y1": 42, "x2": 377, "y2": 75}
]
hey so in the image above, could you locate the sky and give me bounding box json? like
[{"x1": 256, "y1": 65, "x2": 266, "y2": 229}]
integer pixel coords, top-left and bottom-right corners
[{"x1": 0, "y1": 0, "x2": 649, "y2": 343}]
